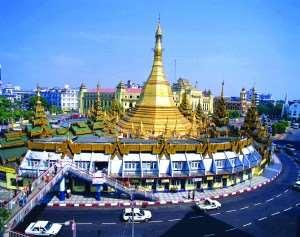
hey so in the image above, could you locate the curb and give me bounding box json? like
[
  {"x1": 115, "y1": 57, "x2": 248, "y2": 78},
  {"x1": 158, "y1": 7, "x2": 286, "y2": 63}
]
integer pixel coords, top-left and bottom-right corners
[{"x1": 47, "y1": 158, "x2": 283, "y2": 208}]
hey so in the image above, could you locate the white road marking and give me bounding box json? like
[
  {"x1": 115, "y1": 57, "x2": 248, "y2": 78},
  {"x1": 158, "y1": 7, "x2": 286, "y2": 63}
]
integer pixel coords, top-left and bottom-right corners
[
  {"x1": 296, "y1": 203, "x2": 300, "y2": 206},
  {"x1": 240, "y1": 206, "x2": 249, "y2": 210},
  {"x1": 284, "y1": 189, "x2": 289, "y2": 193},
  {"x1": 190, "y1": 215, "x2": 204, "y2": 219},
  {"x1": 254, "y1": 202, "x2": 262, "y2": 206},
  {"x1": 168, "y1": 218, "x2": 181, "y2": 222},
  {"x1": 149, "y1": 220, "x2": 163, "y2": 223},
  {"x1": 271, "y1": 211, "x2": 280, "y2": 216},
  {"x1": 266, "y1": 198, "x2": 274, "y2": 202},
  {"x1": 276, "y1": 194, "x2": 282, "y2": 198},
  {"x1": 283, "y1": 207, "x2": 293, "y2": 212},
  {"x1": 258, "y1": 217, "x2": 267, "y2": 221},
  {"x1": 102, "y1": 222, "x2": 116, "y2": 225},
  {"x1": 210, "y1": 212, "x2": 221, "y2": 216},
  {"x1": 76, "y1": 222, "x2": 93, "y2": 225},
  {"x1": 243, "y1": 222, "x2": 252, "y2": 227},
  {"x1": 226, "y1": 209, "x2": 236, "y2": 213},
  {"x1": 203, "y1": 234, "x2": 215, "y2": 237},
  {"x1": 225, "y1": 227, "x2": 237, "y2": 232}
]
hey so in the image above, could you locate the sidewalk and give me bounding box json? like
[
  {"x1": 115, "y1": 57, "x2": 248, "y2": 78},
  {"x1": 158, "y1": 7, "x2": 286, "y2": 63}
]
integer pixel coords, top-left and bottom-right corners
[{"x1": 48, "y1": 154, "x2": 282, "y2": 208}]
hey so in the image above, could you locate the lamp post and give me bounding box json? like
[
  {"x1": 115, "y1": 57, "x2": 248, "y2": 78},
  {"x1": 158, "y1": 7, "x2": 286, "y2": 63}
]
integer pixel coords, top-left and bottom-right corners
[{"x1": 130, "y1": 192, "x2": 134, "y2": 237}]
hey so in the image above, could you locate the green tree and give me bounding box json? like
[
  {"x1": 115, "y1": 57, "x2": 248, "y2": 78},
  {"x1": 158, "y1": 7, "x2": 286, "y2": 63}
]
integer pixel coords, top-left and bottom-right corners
[
  {"x1": 228, "y1": 110, "x2": 240, "y2": 119},
  {"x1": 179, "y1": 91, "x2": 192, "y2": 117},
  {"x1": 0, "y1": 208, "x2": 10, "y2": 232}
]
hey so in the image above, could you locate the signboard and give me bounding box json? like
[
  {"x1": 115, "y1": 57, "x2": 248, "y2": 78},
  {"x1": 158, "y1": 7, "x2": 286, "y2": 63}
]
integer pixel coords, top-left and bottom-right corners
[
  {"x1": 193, "y1": 178, "x2": 202, "y2": 182},
  {"x1": 206, "y1": 176, "x2": 214, "y2": 181},
  {"x1": 161, "y1": 179, "x2": 169, "y2": 183},
  {"x1": 146, "y1": 179, "x2": 154, "y2": 183}
]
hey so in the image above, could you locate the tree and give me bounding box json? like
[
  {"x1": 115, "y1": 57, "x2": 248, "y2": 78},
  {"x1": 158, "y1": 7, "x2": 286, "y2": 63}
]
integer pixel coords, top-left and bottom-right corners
[
  {"x1": 179, "y1": 91, "x2": 192, "y2": 117},
  {"x1": 0, "y1": 208, "x2": 10, "y2": 232},
  {"x1": 228, "y1": 110, "x2": 240, "y2": 119},
  {"x1": 195, "y1": 102, "x2": 204, "y2": 121}
]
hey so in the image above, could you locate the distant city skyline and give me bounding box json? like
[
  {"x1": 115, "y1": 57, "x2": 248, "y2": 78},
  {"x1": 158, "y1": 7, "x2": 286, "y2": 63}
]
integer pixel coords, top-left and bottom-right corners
[{"x1": 1, "y1": 1, "x2": 299, "y2": 100}]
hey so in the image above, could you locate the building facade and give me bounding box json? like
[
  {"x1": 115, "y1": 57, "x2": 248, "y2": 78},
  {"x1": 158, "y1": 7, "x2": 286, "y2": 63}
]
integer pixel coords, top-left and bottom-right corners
[
  {"x1": 172, "y1": 78, "x2": 214, "y2": 114},
  {"x1": 115, "y1": 81, "x2": 142, "y2": 111},
  {"x1": 79, "y1": 84, "x2": 115, "y2": 114},
  {"x1": 288, "y1": 101, "x2": 300, "y2": 120}
]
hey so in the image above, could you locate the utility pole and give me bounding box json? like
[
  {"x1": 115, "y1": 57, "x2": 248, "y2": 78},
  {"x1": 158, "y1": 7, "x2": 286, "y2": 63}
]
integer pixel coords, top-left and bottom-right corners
[{"x1": 174, "y1": 59, "x2": 177, "y2": 82}]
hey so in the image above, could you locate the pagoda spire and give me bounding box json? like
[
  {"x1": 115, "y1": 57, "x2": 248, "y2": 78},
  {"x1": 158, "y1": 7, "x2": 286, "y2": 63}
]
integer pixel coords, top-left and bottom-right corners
[{"x1": 221, "y1": 80, "x2": 224, "y2": 98}]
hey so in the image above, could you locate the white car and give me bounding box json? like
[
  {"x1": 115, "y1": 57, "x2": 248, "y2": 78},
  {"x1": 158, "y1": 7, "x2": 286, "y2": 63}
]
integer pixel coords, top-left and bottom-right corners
[
  {"x1": 122, "y1": 208, "x2": 152, "y2": 222},
  {"x1": 292, "y1": 181, "x2": 300, "y2": 191},
  {"x1": 196, "y1": 198, "x2": 222, "y2": 210},
  {"x1": 25, "y1": 221, "x2": 62, "y2": 236}
]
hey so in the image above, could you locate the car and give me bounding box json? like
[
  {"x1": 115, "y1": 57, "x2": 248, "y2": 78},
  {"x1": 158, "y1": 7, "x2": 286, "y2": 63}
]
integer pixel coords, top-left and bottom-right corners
[
  {"x1": 25, "y1": 221, "x2": 62, "y2": 236},
  {"x1": 122, "y1": 208, "x2": 152, "y2": 222},
  {"x1": 196, "y1": 198, "x2": 221, "y2": 210},
  {"x1": 292, "y1": 181, "x2": 300, "y2": 191}
]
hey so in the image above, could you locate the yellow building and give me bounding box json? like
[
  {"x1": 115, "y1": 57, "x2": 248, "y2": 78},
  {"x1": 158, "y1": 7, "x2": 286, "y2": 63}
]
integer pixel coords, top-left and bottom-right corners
[{"x1": 172, "y1": 78, "x2": 214, "y2": 114}]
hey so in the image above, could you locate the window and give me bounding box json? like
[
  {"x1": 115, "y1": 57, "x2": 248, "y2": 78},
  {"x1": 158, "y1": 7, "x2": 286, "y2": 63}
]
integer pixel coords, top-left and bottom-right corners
[
  {"x1": 173, "y1": 161, "x2": 183, "y2": 170},
  {"x1": 215, "y1": 160, "x2": 224, "y2": 167}
]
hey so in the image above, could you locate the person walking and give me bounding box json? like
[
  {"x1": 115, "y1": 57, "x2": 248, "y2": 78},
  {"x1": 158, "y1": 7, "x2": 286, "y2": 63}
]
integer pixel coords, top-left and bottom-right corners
[
  {"x1": 188, "y1": 190, "x2": 191, "y2": 199},
  {"x1": 192, "y1": 190, "x2": 195, "y2": 200},
  {"x1": 54, "y1": 164, "x2": 57, "y2": 175}
]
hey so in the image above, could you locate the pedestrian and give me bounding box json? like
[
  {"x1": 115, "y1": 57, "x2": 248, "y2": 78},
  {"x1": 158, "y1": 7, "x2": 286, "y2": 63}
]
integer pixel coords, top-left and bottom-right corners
[
  {"x1": 188, "y1": 190, "x2": 191, "y2": 199},
  {"x1": 192, "y1": 190, "x2": 195, "y2": 200},
  {"x1": 54, "y1": 164, "x2": 57, "y2": 175},
  {"x1": 67, "y1": 188, "x2": 71, "y2": 199},
  {"x1": 28, "y1": 182, "x2": 32, "y2": 194}
]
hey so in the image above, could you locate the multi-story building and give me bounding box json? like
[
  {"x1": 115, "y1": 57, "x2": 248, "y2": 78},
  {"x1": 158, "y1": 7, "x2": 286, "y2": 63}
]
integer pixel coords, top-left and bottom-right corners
[
  {"x1": 40, "y1": 87, "x2": 61, "y2": 109},
  {"x1": 288, "y1": 100, "x2": 300, "y2": 121},
  {"x1": 172, "y1": 78, "x2": 214, "y2": 114},
  {"x1": 214, "y1": 88, "x2": 251, "y2": 115},
  {"x1": 60, "y1": 85, "x2": 79, "y2": 112},
  {"x1": 78, "y1": 83, "x2": 115, "y2": 114},
  {"x1": 115, "y1": 81, "x2": 142, "y2": 111},
  {"x1": 1, "y1": 83, "x2": 35, "y2": 108}
]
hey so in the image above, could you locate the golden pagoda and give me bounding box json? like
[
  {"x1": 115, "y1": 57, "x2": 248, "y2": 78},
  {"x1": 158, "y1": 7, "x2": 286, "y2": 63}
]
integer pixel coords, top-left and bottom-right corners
[
  {"x1": 29, "y1": 86, "x2": 53, "y2": 137},
  {"x1": 88, "y1": 83, "x2": 105, "y2": 131},
  {"x1": 118, "y1": 22, "x2": 192, "y2": 138}
]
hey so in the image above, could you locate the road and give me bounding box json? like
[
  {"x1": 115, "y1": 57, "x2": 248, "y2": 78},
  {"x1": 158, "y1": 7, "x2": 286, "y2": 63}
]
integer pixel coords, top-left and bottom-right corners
[{"x1": 14, "y1": 150, "x2": 300, "y2": 237}]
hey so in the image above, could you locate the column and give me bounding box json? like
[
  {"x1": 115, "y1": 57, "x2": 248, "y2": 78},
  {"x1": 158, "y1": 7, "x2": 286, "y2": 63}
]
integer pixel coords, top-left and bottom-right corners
[
  {"x1": 95, "y1": 184, "x2": 102, "y2": 201},
  {"x1": 59, "y1": 177, "x2": 66, "y2": 201}
]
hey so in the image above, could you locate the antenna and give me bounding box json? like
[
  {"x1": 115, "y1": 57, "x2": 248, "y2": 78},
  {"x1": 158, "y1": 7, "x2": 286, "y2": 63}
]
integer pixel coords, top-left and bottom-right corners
[{"x1": 174, "y1": 59, "x2": 177, "y2": 82}]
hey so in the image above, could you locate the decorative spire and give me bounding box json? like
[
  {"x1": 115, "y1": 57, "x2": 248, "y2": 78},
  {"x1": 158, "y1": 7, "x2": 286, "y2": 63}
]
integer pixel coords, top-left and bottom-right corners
[{"x1": 221, "y1": 80, "x2": 224, "y2": 98}]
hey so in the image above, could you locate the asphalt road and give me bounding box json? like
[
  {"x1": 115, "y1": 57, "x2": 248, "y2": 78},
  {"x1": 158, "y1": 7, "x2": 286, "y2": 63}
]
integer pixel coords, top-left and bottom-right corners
[{"x1": 14, "y1": 150, "x2": 300, "y2": 237}]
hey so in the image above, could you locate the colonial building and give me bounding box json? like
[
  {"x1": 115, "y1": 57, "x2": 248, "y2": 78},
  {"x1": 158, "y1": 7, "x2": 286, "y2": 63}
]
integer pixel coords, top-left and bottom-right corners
[
  {"x1": 172, "y1": 78, "x2": 214, "y2": 114},
  {"x1": 78, "y1": 83, "x2": 115, "y2": 114},
  {"x1": 115, "y1": 81, "x2": 142, "y2": 111}
]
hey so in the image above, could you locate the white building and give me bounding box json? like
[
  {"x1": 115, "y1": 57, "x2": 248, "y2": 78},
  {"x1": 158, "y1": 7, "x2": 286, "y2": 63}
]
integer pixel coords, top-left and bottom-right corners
[
  {"x1": 60, "y1": 85, "x2": 79, "y2": 112},
  {"x1": 288, "y1": 101, "x2": 300, "y2": 120}
]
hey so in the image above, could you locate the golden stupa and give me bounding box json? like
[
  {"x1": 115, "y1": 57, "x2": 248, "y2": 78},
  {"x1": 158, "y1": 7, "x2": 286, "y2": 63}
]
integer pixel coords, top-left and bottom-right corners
[{"x1": 118, "y1": 23, "x2": 192, "y2": 137}]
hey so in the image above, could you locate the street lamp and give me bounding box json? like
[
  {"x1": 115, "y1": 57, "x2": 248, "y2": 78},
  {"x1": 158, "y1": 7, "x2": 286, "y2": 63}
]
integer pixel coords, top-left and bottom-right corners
[
  {"x1": 64, "y1": 219, "x2": 76, "y2": 237},
  {"x1": 130, "y1": 192, "x2": 134, "y2": 237}
]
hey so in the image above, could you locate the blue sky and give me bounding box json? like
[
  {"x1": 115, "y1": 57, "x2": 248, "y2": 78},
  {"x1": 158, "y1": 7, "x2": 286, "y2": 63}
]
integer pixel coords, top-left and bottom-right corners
[{"x1": 0, "y1": 0, "x2": 299, "y2": 99}]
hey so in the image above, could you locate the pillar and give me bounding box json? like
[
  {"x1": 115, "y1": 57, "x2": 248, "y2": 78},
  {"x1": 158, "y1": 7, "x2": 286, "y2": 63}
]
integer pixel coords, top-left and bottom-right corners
[
  {"x1": 95, "y1": 184, "x2": 102, "y2": 201},
  {"x1": 58, "y1": 177, "x2": 66, "y2": 201}
]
